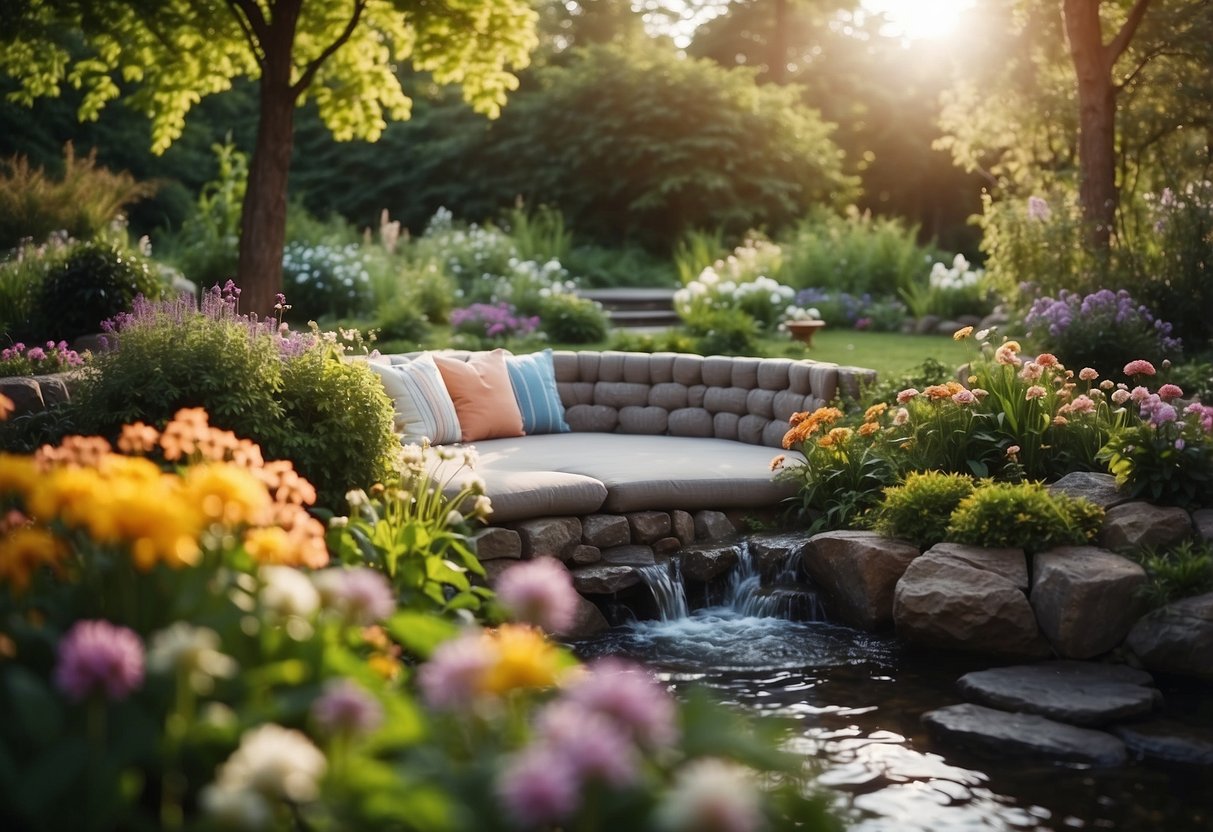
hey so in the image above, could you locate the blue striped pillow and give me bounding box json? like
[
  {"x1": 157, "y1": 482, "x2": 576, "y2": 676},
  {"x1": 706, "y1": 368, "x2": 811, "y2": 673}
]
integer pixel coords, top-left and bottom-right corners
[{"x1": 506, "y1": 349, "x2": 570, "y2": 434}]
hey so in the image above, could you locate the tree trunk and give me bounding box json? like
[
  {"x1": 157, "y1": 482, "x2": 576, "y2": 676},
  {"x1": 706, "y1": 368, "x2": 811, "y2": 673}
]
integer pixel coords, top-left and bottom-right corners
[{"x1": 236, "y1": 1, "x2": 303, "y2": 318}]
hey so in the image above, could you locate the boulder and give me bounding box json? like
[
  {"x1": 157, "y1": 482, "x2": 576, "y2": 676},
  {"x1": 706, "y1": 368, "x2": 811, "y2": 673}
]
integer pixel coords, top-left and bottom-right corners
[
  {"x1": 653, "y1": 537, "x2": 682, "y2": 556},
  {"x1": 569, "y1": 544, "x2": 602, "y2": 565},
  {"x1": 1193, "y1": 509, "x2": 1213, "y2": 543},
  {"x1": 1048, "y1": 471, "x2": 1131, "y2": 510},
  {"x1": 680, "y1": 543, "x2": 742, "y2": 583},
  {"x1": 627, "y1": 511, "x2": 672, "y2": 544},
  {"x1": 694, "y1": 510, "x2": 735, "y2": 541},
  {"x1": 922, "y1": 542, "x2": 1028, "y2": 591},
  {"x1": 32, "y1": 374, "x2": 71, "y2": 407},
  {"x1": 570, "y1": 564, "x2": 641, "y2": 595},
  {"x1": 749, "y1": 531, "x2": 813, "y2": 581},
  {"x1": 599, "y1": 545, "x2": 656, "y2": 566},
  {"x1": 1030, "y1": 547, "x2": 1147, "y2": 659},
  {"x1": 581, "y1": 514, "x2": 631, "y2": 549},
  {"x1": 1099, "y1": 502, "x2": 1192, "y2": 552},
  {"x1": 0, "y1": 376, "x2": 44, "y2": 416},
  {"x1": 671, "y1": 510, "x2": 696, "y2": 546},
  {"x1": 562, "y1": 594, "x2": 611, "y2": 639},
  {"x1": 805, "y1": 531, "x2": 919, "y2": 630},
  {"x1": 956, "y1": 661, "x2": 1159, "y2": 726},
  {"x1": 470, "y1": 527, "x2": 522, "y2": 561},
  {"x1": 1111, "y1": 719, "x2": 1213, "y2": 765},
  {"x1": 1124, "y1": 592, "x2": 1213, "y2": 680},
  {"x1": 922, "y1": 703, "x2": 1127, "y2": 766},
  {"x1": 894, "y1": 555, "x2": 1048, "y2": 657},
  {"x1": 509, "y1": 517, "x2": 583, "y2": 561}
]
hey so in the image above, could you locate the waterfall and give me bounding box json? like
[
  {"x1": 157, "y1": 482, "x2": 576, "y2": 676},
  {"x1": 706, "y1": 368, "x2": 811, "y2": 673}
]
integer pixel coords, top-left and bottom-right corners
[{"x1": 636, "y1": 559, "x2": 689, "y2": 621}]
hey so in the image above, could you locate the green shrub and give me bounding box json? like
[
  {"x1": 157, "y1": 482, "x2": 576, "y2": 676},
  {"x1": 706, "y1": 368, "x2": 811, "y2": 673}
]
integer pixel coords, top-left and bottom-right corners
[
  {"x1": 374, "y1": 294, "x2": 431, "y2": 346},
  {"x1": 1131, "y1": 541, "x2": 1213, "y2": 609},
  {"x1": 946, "y1": 481, "x2": 1104, "y2": 554},
  {"x1": 36, "y1": 239, "x2": 163, "y2": 341},
  {"x1": 563, "y1": 243, "x2": 676, "y2": 288},
  {"x1": 0, "y1": 234, "x2": 73, "y2": 337},
  {"x1": 869, "y1": 471, "x2": 976, "y2": 549},
  {"x1": 157, "y1": 139, "x2": 245, "y2": 289},
  {"x1": 606, "y1": 328, "x2": 698, "y2": 354},
  {"x1": 538, "y1": 293, "x2": 609, "y2": 344},
  {"x1": 689, "y1": 307, "x2": 758, "y2": 356},
  {"x1": 281, "y1": 241, "x2": 373, "y2": 321},
  {"x1": 500, "y1": 202, "x2": 572, "y2": 263}
]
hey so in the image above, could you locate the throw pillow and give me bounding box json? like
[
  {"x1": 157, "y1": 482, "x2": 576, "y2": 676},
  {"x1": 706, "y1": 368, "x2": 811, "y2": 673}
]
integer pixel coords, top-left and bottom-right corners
[
  {"x1": 432, "y1": 349, "x2": 526, "y2": 442},
  {"x1": 366, "y1": 354, "x2": 462, "y2": 444},
  {"x1": 506, "y1": 349, "x2": 571, "y2": 435}
]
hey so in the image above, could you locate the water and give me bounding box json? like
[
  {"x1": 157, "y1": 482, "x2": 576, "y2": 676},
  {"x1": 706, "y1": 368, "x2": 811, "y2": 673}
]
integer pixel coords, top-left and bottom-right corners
[{"x1": 580, "y1": 546, "x2": 1213, "y2": 832}]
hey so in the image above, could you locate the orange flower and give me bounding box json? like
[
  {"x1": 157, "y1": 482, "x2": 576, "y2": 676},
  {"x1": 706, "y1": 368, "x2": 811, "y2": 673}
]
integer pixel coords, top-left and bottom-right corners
[
  {"x1": 36, "y1": 435, "x2": 112, "y2": 468},
  {"x1": 117, "y1": 422, "x2": 161, "y2": 455},
  {"x1": 953, "y1": 326, "x2": 974, "y2": 341},
  {"x1": 857, "y1": 421, "x2": 880, "y2": 437},
  {"x1": 0, "y1": 393, "x2": 13, "y2": 421},
  {"x1": 769, "y1": 454, "x2": 786, "y2": 471},
  {"x1": 818, "y1": 427, "x2": 853, "y2": 448},
  {"x1": 863, "y1": 402, "x2": 888, "y2": 422}
]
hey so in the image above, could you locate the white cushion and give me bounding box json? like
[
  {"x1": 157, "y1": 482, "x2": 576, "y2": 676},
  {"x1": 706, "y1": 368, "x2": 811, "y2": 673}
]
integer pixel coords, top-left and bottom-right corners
[{"x1": 366, "y1": 354, "x2": 461, "y2": 444}]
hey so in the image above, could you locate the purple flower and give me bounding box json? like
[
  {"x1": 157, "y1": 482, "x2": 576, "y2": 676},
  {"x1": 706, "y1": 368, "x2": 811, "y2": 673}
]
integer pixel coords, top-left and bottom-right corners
[
  {"x1": 495, "y1": 558, "x2": 579, "y2": 634},
  {"x1": 533, "y1": 700, "x2": 640, "y2": 787},
  {"x1": 311, "y1": 678, "x2": 384, "y2": 736},
  {"x1": 496, "y1": 745, "x2": 580, "y2": 827},
  {"x1": 54, "y1": 619, "x2": 145, "y2": 702},
  {"x1": 26, "y1": 347, "x2": 46, "y2": 362},
  {"x1": 1027, "y1": 195, "x2": 1052, "y2": 222},
  {"x1": 314, "y1": 567, "x2": 396, "y2": 625},
  {"x1": 564, "y1": 658, "x2": 679, "y2": 748},
  {"x1": 417, "y1": 630, "x2": 495, "y2": 711}
]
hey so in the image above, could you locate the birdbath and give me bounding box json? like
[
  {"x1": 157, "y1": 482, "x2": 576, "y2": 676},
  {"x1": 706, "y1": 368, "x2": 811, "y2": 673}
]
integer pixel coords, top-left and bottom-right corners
[{"x1": 785, "y1": 320, "x2": 826, "y2": 347}]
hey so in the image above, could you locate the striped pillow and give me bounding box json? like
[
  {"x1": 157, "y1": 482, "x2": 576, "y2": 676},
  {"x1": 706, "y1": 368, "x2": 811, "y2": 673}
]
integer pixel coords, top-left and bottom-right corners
[
  {"x1": 506, "y1": 349, "x2": 570, "y2": 435},
  {"x1": 367, "y1": 353, "x2": 462, "y2": 444}
]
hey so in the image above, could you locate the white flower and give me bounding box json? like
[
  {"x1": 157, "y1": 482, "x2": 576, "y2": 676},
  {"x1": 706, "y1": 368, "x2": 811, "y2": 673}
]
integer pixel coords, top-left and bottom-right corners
[
  {"x1": 209, "y1": 724, "x2": 327, "y2": 805},
  {"x1": 260, "y1": 566, "x2": 320, "y2": 619},
  {"x1": 655, "y1": 758, "x2": 763, "y2": 832},
  {"x1": 199, "y1": 782, "x2": 272, "y2": 830},
  {"x1": 147, "y1": 623, "x2": 237, "y2": 693}
]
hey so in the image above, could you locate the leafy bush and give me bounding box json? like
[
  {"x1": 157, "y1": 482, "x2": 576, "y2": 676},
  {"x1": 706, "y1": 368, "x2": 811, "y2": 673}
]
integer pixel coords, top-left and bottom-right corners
[
  {"x1": 900, "y1": 254, "x2": 994, "y2": 321},
  {"x1": 946, "y1": 481, "x2": 1104, "y2": 554},
  {"x1": 281, "y1": 241, "x2": 373, "y2": 321},
  {"x1": 1023, "y1": 288, "x2": 1182, "y2": 381},
  {"x1": 1137, "y1": 181, "x2": 1213, "y2": 352},
  {"x1": 538, "y1": 292, "x2": 609, "y2": 344},
  {"x1": 157, "y1": 139, "x2": 245, "y2": 289},
  {"x1": 975, "y1": 190, "x2": 1098, "y2": 300},
  {"x1": 1131, "y1": 541, "x2": 1213, "y2": 608},
  {"x1": 607, "y1": 328, "x2": 699, "y2": 354},
  {"x1": 0, "y1": 233, "x2": 73, "y2": 337},
  {"x1": 373, "y1": 294, "x2": 431, "y2": 346},
  {"x1": 500, "y1": 202, "x2": 572, "y2": 263},
  {"x1": 793, "y1": 287, "x2": 907, "y2": 332},
  {"x1": 688, "y1": 307, "x2": 759, "y2": 356},
  {"x1": 563, "y1": 242, "x2": 676, "y2": 288},
  {"x1": 674, "y1": 238, "x2": 811, "y2": 336},
  {"x1": 36, "y1": 239, "x2": 164, "y2": 341},
  {"x1": 0, "y1": 144, "x2": 155, "y2": 253},
  {"x1": 868, "y1": 471, "x2": 976, "y2": 549}
]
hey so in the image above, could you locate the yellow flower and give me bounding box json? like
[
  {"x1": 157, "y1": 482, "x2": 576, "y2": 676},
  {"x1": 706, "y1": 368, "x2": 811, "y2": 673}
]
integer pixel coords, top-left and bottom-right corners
[
  {"x1": 953, "y1": 326, "x2": 974, "y2": 340},
  {"x1": 480, "y1": 624, "x2": 566, "y2": 695},
  {"x1": 0, "y1": 453, "x2": 39, "y2": 498},
  {"x1": 243, "y1": 527, "x2": 294, "y2": 565},
  {"x1": 0, "y1": 526, "x2": 67, "y2": 593},
  {"x1": 182, "y1": 463, "x2": 272, "y2": 525}
]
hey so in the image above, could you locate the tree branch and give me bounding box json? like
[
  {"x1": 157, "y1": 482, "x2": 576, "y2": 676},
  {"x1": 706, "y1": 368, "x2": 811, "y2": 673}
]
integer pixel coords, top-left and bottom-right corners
[
  {"x1": 291, "y1": 0, "x2": 369, "y2": 98},
  {"x1": 1106, "y1": 0, "x2": 1152, "y2": 69},
  {"x1": 225, "y1": 0, "x2": 268, "y2": 64}
]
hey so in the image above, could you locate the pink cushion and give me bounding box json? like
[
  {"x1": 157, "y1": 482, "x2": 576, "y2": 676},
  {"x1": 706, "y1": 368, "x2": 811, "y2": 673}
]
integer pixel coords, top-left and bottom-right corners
[{"x1": 433, "y1": 349, "x2": 526, "y2": 442}]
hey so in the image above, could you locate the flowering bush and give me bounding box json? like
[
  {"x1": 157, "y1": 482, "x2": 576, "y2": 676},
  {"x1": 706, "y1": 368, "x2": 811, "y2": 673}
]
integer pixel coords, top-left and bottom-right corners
[
  {"x1": 675, "y1": 238, "x2": 811, "y2": 334},
  {"x1": 450, "y1": 301, "x2": 541, "y2": 346},
  {"x1": 537, "y1": 292, "x2": 610, "y2": 344},
  {"x1": 281, "y1": 241, "x2": 373, "y2": 320},
  {"x1": 792, "y1": 287, "x2": 906, "y2": 332},
  {"x1": 0, "y1": 340, "x2": 85, "y2": 376},
  {"x1": 900, "y1": 254, "x2": 993, "y2": 321},
  {"x1": 1023, "y1": 288, "x2": 1182, "y2": 382}
]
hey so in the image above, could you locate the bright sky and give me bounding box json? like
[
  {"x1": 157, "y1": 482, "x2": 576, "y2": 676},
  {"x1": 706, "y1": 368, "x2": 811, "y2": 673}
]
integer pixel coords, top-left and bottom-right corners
[{"x1": 859, "y1": 0, "x2": 977, "y2": 41}]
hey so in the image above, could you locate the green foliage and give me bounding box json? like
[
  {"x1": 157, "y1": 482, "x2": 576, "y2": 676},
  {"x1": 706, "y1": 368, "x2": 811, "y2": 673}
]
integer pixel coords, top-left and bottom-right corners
[
  {"x1": 688, "y1": 307, "x2": 759, "y2": 356},
  {"x1": 36, "y1": 239, "x2": 163, "y2": 341},
  {"x1": 538, "y1": 293, "x2": 609, "y2": 344},
  {"x1": 863, "y1": 357, "x2": 954, "y2": 409},
  {"x1": 1099, "y1": 411, "x2": 1213, "y2": 509},
  {"x1": 946, "y1": 481, "x2": 1104, "y2": 555},
  {"x1": 899, "y1": 254, "x2": 994, "y2": 321},
  {"x1": 0, "y1": 144, "x2": 155, "y2": 252},
  {"x1": 561, "y1": 243, "x2": 677, "y2": 288},
  {"x1": 0, "y1": 234, "x2": 72, "y2": 337},
  {"x1": 673, "y1": 228, "x2": 727, "y2": 286},
  {"x1": 500, "y1": 202, "x2": 572, "y2": 263},
  {"x1": 606, "y1": 328, "x2": 698, "y2": 354},
  {"x1": 374, "y1": 295, "x2": 432, "y2": 346},
  {"x1": 868, "y1": 472, "x2": 976, "y2": 549},
  {"x1": 1131, "y1": 541, "x2": 1213, "y2": 609},
  {"x1": 281, "y1": 241, "x2": 373, "y2": 322},
  {"x1": 156, "y1": 139, "x2": 245, "y2": 288},
  {"x1": 1136, "y1": 180, "x2": 1213, "y2": 352}
]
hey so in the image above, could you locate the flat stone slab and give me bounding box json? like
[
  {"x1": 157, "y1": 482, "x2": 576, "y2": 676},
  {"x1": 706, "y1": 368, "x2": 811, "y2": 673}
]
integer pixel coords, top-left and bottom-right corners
[
  {"x1": 957, "y1": 661, "x2": 1159, "y2": 726},
  {"x1": 922, "y1": 703, "x2": 1127, "y2": 766},
  {"x1": 1048, "y1": 471, "x2": 1131, "y2": 509},
  {"x1": 570, "y1": 564, "x2": 640, "y2": 595},
  {"x1": 1111, "y1": 719, "x2": 1213, "y2": 765}
]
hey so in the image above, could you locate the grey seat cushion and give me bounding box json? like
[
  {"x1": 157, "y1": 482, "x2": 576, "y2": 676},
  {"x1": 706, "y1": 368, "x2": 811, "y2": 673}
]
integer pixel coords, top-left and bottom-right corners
[{"x1": 464, "y1": 433, "x2": 795, "y2": 514}]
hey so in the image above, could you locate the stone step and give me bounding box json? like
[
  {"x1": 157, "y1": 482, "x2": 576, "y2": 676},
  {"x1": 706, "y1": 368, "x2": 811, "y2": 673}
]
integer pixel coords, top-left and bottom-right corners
[
  {"x1": 578, "y1": 288, "x2": 678, "y2": 312},
  {"x1": 606, "y1": 309, "x2": 681, "y2": 327}
]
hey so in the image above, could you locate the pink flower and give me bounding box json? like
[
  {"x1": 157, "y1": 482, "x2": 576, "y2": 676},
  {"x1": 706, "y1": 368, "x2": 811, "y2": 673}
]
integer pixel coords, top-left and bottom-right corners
[
  {"x1": 314, "y1": 567, "x2": 396, "y2": 625},
  {"x1": 1068, "y1": 395, "x2": 1096, "y2": 415},
  {"x1": 1111, "y1": 389, "x2": 1131, "y2": 405},
  {"x1": 534, "y1": 701, "x2": 639, "y2": 787},
  {"x1": 1130, "y1": 386, "x2": 1151, "y2": 404},
  {"x1": 1123, "y1": 359, "x2": 1156, "y2": 377},
  {"x1": 495, "y1": 557, "x2": 580, "y2": 634},
  {"x1": 1035, "y1": 353, "x2": 1060, "y2": 368},
  {"x1": 417, "y1": 631, "x2": 495, "y2": 710},
  {"x1": 892, "y1": 407, "x2": 909, "y2": 426},
  {"x1": 951, "y1": 389, "x2": 977, "y2": 406},
  {"x1": 54, "y1": 619, "x2": 145, "y2": 702},
  {"x1": 994, "y1": 342, "x2": 1023, "y2": 366},
  {"x1": 564, "y1": 658, "x2": 679, "y2": 748},
  {"x1": 1099, "y1": 379, "x2": 1114, "y2": 390},
  {"x1": 1158, "y1": 384, "x2": 1184, "y2": 401},
  {"x1": 1018, "y1": 362, "x2": 1043, "y2": 382},
  {"x1": 1079, "y1": 368, "x2": 1099, "y2": 381},
  {"x1": 311, "y1": 678, "x2": 384, "y2": 736},
  {"x1": 497, "y1": 746, "x2": 580, "y2": 827},
  {"x1": 1005, "y1": 445, "x2": 1021, "y2": 459},
  {"x1": 1025, "y1": 386, "x2": 1047, "y2": 401},
  {"x1": 896, "y1": 388, "x2": 919, "y2": 404}
]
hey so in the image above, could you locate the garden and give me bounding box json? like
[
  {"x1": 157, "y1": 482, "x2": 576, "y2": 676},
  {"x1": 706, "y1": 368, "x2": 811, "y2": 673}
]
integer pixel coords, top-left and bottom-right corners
[{"x1": 2, "y1": 0, "x2": 1213, "y2": 830}]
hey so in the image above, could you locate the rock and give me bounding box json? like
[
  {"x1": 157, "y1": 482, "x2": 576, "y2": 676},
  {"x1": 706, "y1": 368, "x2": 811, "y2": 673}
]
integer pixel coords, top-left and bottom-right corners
[
  {"x1": 581, "y1": 514, "x2": 631, "y2": 549},
  {"x1": 562, "y1": 594, "x2": 611, "y2": 639},
  {"x1": 914, "y1": 314, "x2": 942, "y2": 335},
  {"x1": 627, "y1": 511, "x2": 672, "y2": 544},
  {"x1": 922, "y1": 703, "x2": 1127, "y2": 766},
  {"x1": 680, "y1": 543, "x2": 742, "y2": 583},
  {"x1": 934, "y1": 319, "x2": 967, "y2": 337},
  {"x1": 570, "y1": 564, "x2": 641, "y2": 595},
  {"x1": 1031, "y1": 547, "x2": 1148, "y2": 659},
  {"x1": 471, "y1": 527, "x2": 522, "y2": 561},
  {"x1": 749, "y1": 531, "x2": 812, "y2": 581},
  {"x1": 599, "y1": 545, "x2": 656, "y2": 566},
  {"x1": 569, "y1": 544, "x2": 602, "y2": 565},
  {"x1": 481, "y1": 559, "x2": 517, "y2": 584},
  {"x1": 509, "y1": 517, "x2": 583, "y2": 561},
  {"x1": 1048, "y1": 471, "x2": 1131, "y2": 510},
  {"x1": 893, "y1": 555, "x2": 1048, "y2": 657},
  {"x1": 922, "y1": 542, "x2": 1028, "y2": 592},
  {"x1": 1100, "y1": 502, "x2": 1192, "y2": 551},
  {"x1": 1124, "y1": 592, "x2": 1213, "y2": 680},
  {"x1": 806, "y1": 531, "x2": 919, "y2": 631},
  {"x1": 32, "y1": 374, "x2": 71, "y2": 408},
  {"x1": 1111, "y1": 719, "x2": 1213, "y2": 765},
  {"x1": 956, "y1": 661, "x2": 1159, "y2": 726},
  {"x1": 653, "y1": 536, "x2": 682, "y2": 556},
  {"x1": 671, "y1": 510, "x2": 695, "y2": 546},
  {"x1": 0, "y1": 376, "x2": 44, "y2": 416},
  {"x1": 1193, "y1": 509, "x2": 1213, "y2": 543},
  {"x1": 694, "y1": 510, "x2": 735, "y2": 541}
]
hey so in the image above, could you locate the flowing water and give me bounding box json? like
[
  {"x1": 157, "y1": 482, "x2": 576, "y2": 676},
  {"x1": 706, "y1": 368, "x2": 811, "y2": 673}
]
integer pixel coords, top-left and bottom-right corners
[{"x1": 577, "y1": 545, "x2": 1213, "y2": 832}]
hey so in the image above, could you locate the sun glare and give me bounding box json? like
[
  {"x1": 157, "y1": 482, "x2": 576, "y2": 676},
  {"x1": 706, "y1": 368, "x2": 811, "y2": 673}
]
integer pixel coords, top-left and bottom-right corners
[{"x1": 860, "y1": 0, "x2": 976, "y2": 41}]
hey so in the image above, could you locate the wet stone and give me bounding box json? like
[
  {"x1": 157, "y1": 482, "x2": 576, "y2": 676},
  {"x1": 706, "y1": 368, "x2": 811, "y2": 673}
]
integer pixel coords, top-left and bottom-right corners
[
  {"x1": 749, "y1": 531, "x2": 812, "y2": 580},
  {"x1": 581, "y1": 514, "x2": 631, "y2": 549},
  {"x1": 599, "y1": 544, "x2": 656, "y2": 566},
  {"x1": 1111, "y1": 719, "x2": 1213, "y2": 766},
  {"x1": 957, "y1": 661, "x2": 1160, "y2": 726},
  {"x1": 694, "y1": 510, "x2": 735, "y2": 541},
  {"x1": 922, "y1": 703, "x2": 1128, "y2": 766},
  {"x1": 679, "y1": 543, "x2": 741, "y2": 583},
  {"x1": 570, "y1": 564, "x2": 640, "y2": 595}
]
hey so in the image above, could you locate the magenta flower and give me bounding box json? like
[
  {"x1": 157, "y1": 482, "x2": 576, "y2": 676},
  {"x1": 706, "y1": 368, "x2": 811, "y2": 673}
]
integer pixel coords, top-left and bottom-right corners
[
  {"x1": 534, "y1": 701, "x2": 640, "y2": 787},
  {"x1": 311, "y1": 678, "x2": 384, "y2": 736},
  {"x1": 565, "y1": 658, "x2": 680, "y2": 748},
  {"x1": 496, "y1": 746, "x2": 580, "y2": 827},
  {"x1": 1123, "y1": 359, "x2": 1157, "y2": 377},
  {"x1": 314, "y1": 567, "x2": 396, "y2": 625},
  {"x1": 495, "y1": 558, "x2": 580, "y2": 634},
  {"x1": 54, "y1": 619, "x2": 145, "y2": 702},
  {"x1": 1158, "y1": 384, "x2": 1184, "y2": 401}
]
